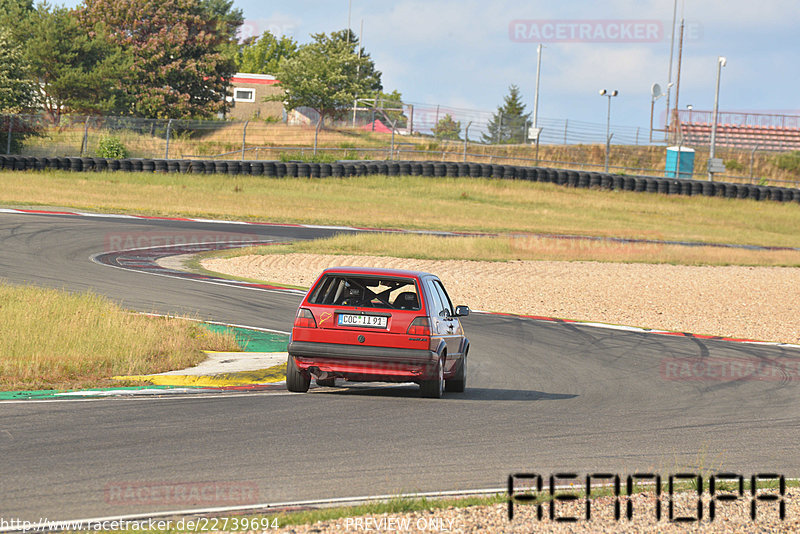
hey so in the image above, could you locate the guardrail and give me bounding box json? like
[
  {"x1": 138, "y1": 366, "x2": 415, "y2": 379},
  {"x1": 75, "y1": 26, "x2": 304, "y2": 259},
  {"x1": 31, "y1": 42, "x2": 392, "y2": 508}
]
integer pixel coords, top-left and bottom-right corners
[{"x1": 2, "y1": 155, "x2": 799, "y2": 204}]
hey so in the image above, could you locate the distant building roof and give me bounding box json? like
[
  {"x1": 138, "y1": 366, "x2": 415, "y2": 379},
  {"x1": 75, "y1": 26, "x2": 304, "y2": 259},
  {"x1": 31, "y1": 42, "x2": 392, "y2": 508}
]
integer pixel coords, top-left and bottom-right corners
[{"x1": 231, "y1": 73, "x2": 279, "y2": 85}]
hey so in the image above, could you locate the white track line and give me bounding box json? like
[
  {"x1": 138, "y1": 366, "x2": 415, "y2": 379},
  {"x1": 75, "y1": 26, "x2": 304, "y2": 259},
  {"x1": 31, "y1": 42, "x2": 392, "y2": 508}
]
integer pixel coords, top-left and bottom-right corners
[
  {"x1": 0, "y1": 390, "x2": 292, "y2": 405},
  {"x1": 0, "y1": 488, "x2": 507, "y2": 532}
]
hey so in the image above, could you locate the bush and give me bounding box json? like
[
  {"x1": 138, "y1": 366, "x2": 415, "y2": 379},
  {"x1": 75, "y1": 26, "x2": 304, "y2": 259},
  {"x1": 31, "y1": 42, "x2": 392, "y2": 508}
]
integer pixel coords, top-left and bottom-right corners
[
  {"x1": 278, "y1": 151, "x2": 363, "y2": 163},
  {"x1": 772, "y1": 151, "x2": 800, "y2": 174},
  {"x1": 96, "y1": 136, "x2": 128, "y2": 159},
  {"x1": 724, "y1": 159, "x2": 744, "y2": 172}
]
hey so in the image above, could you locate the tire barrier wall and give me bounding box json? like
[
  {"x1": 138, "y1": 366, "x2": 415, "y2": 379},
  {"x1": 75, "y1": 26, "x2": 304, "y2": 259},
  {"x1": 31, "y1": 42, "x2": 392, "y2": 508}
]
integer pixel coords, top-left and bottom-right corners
[{"x1": 1, "y1": 155, "x2": 797, "y2": 204}]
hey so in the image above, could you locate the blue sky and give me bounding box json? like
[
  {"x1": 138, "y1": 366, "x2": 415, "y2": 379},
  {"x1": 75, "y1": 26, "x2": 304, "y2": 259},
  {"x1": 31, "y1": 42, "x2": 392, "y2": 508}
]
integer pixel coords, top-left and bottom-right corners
[{"x1": 61, "y1": 0, "x2": 799, "y2": 136}]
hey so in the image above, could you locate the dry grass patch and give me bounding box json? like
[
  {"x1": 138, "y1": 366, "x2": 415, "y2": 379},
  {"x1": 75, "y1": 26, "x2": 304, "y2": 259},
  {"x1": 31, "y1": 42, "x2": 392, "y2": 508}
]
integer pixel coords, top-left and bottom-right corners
[
  {"x1": 222, "y1": 232, "x2": 800, "y2": 267},
  {"x1": 2, "y1": 172, "x2": 800, "y2": 247},
  {"x1": 0, "y1": 282, "x2": 238, "y2": 391}
]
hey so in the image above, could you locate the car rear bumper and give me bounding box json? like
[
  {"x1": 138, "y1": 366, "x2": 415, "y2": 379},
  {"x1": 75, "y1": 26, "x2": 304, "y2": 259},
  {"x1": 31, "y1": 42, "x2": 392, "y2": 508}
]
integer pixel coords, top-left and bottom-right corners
[{"x1": 288, "y1": 341, "x2": 438, "y2": 382}]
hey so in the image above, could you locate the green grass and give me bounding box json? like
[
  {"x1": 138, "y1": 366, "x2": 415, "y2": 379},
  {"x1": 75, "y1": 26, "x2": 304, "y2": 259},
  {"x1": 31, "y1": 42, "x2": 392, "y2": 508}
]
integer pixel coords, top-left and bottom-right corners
[
  {"x1": 2, "y1": 170, "x2": 800, "y2": 248},
  {"x1": 272, "y1": 494, "x2": 506, "y2": 528},
  {"x1": 0, "y1": 281, "x2": 238, "y2": 390}
]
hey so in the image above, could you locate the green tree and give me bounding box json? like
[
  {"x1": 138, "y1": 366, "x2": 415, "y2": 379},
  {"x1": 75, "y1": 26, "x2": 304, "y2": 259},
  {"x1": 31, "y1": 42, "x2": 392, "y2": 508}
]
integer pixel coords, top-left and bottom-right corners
[
  {"x1": 0, "y1": 26, "x2": 39, "y2": 153},
  {"x1": 77, "y1": 0, "x2": 242, "y2": 118},
  {"x1": 432, "y1": 113, "x2": 461, "y2": 140},
  {"x1": 0, "y1": 27, "x2": 37, "y2": 113},
  {"x1": 23, "y1": 3, "x2": 131, "y2": 120},
  {"x1": 199, "y1": 0, "x2": 243, "y2": 66},
  {"x1": 371, "y1": 89, "x2": 407, "y2": 128},
  {"x1": 0, "y1": 0, "x2": 33, "y2": 32},
  {"x1": 237, "y1": 31, "x2": 297, "y2": 74},
  {"x1": 272, "y1": 29, "x2": 382, "y2": 125},
  {"x1": 482, "y1": 84, "x2": 531, "y2": 144}
]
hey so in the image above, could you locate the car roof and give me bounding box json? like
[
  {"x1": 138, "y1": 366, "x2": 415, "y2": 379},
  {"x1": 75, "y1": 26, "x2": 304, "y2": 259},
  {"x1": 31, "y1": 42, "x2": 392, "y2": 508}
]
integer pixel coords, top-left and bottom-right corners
[{"x1": 320, "y1": 266, "x2": 435, "y2": 280}]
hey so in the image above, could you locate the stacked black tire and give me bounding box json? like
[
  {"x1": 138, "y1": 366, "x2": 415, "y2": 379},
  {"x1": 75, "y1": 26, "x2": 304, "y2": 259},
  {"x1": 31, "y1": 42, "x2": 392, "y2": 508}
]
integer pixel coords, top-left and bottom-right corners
[{"x1": 0, "y1": 154, "x2": 798, "y2": 204}]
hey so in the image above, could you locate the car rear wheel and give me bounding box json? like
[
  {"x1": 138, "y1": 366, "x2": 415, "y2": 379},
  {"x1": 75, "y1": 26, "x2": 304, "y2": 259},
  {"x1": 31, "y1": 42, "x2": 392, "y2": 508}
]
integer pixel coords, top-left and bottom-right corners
[
  {"x1": 286, "y1": 355, "x2": 310, "y2": 393},
  {"x1": 420, "y1": 356, "x2": 444, "y2": 398},
  {"x1": 316, "y1": 377, "x2": 336, "y2": 387},
  {"x1": 445, "y1": 352, "x2": 466, "y2": 393}
]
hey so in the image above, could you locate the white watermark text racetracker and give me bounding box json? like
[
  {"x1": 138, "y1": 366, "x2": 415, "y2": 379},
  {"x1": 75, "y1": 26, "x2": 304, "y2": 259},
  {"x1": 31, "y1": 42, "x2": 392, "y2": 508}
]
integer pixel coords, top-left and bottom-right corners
[
  {"x1": 509, "y1": 19, "x2": 703, "y2": 43},
  {"x1": 104, "y1": 231, "x2": 262, "y2": 253},
  {"x1": 511, "y1": 19, "x2": 661, "y2": 42}
]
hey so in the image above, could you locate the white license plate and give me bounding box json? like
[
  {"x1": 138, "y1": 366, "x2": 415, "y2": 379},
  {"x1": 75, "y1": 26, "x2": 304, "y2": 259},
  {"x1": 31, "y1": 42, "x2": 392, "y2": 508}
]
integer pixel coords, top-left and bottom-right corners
[{"x1": 337, "y1": 314, "x2": 388, "y2": 328}]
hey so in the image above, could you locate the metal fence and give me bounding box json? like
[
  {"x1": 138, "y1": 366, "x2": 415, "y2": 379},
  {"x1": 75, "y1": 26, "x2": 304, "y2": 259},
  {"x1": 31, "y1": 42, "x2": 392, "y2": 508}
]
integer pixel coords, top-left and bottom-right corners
[{"x1": 2, "y1": 112, "x2": 798, "y2": 188}]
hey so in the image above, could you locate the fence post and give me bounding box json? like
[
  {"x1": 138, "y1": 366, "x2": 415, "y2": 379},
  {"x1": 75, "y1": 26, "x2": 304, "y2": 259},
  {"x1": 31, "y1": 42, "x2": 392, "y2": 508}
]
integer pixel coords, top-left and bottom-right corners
[
  {"x1": 463, "y1": 121, "x2": 472, "y2": 162},
  {"x1": 165, "y1": 119, "x2": 173, "y2": 159},
  {"x1": 5, "y1": 115, "x2": 12, "y2": 155},
  {"x1": 242, "y1": 120, "x2": 249, "y2": 160},
  {"x1": 749, "y1": 145, "x2": 760, "y2": 182},
  {"x1": 563, "y1": 119, "x2": 568, "y2": 144},
  {"x1": 80, "y1": 116, "x2": 90, "y2": 157},
  {"x1": 390, "y1": 120, "x2": 396, "y2": 160},
  {"x1": 314, "y1": 117, "x2": 322, "y2": 155}
]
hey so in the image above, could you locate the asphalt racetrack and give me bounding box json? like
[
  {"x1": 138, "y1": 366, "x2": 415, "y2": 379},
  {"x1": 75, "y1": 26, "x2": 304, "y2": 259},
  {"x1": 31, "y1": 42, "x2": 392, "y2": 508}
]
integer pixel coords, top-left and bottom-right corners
[{"x1": 1, "y1": 211, "x2": 799, "y2": 522}]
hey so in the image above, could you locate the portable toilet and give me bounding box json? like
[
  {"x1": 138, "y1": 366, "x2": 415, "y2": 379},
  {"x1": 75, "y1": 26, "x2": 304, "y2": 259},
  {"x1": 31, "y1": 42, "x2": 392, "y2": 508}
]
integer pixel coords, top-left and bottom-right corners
[{"x1": 665, "y1": 146, "x2": 695, "y2": 178}]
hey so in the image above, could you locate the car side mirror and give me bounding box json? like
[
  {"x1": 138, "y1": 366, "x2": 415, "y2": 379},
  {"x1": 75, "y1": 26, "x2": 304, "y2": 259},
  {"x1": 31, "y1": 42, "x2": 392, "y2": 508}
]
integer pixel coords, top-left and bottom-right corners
[{"x1": 454, "y1": 305, "x2": 470, "y2": 317}]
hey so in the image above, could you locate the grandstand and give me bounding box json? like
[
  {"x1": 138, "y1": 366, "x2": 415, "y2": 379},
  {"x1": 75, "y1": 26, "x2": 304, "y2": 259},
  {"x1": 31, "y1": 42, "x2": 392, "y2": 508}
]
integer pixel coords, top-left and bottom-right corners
[{"x1": 678, "y1": 110, "x2": 800, "y2": 151}]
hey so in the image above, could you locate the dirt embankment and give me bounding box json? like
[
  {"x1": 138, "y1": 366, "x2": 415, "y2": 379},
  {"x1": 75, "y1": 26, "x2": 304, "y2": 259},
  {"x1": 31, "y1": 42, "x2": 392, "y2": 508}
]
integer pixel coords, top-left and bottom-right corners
[{"x1": 201, "y1": 254, "x2": 800, "y2": 344}]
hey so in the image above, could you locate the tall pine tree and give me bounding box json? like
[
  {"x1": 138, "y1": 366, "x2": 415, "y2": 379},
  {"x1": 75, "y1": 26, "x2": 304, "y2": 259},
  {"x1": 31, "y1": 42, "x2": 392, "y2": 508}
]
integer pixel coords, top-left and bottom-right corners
[
  {"x1": 0, "y1": 26, "x2": 37, "y2": 113},
  {"x1": 77, "y1": 0, "x2": 242, "y2": 118},
  {"x1": 482, "y1": 85, "x2": 531, "y2": 144},
  {"x1": 23, "y1": 4, "x2": 131, "y2": 121}
]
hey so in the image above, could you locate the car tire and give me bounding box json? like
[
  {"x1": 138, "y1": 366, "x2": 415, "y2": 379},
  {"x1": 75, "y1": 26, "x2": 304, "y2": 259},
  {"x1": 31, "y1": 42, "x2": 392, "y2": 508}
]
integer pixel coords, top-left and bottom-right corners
[
  {"x1": 420, "y1": 355, "x2": 444, "y2": 398},
  {"x1": 286, "y1": 355, "x2": 310, "y2": 393},
  {"x1": 445, "y1": 352, "x2": 466, "y2": 393},
  {"x1": 316, "y1": 377, "x2": 336, "y2": 387}
]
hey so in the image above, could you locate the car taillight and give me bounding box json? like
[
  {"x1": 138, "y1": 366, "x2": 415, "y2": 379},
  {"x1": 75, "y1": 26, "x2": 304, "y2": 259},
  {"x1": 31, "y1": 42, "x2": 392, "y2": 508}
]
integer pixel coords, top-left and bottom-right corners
[
  {"x1": 406, "y1": 316, "x2": 431, "y2": 336},
  {"x1": 294, "y1": 308, "x2": 317, "y2": 328}
]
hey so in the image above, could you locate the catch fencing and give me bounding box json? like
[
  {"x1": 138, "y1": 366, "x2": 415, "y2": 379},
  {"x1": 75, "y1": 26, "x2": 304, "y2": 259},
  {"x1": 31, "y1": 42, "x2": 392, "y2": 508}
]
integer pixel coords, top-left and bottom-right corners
[{"x1": 1, "y1": 113, "x2": 798, "y2": 187}]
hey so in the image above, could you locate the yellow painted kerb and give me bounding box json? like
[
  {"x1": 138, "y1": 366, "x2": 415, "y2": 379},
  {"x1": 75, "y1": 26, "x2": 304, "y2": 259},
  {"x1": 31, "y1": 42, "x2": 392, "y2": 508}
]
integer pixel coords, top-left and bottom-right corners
[{"x1": 113, "y1": 364, "x2": 287, "y2": 387}]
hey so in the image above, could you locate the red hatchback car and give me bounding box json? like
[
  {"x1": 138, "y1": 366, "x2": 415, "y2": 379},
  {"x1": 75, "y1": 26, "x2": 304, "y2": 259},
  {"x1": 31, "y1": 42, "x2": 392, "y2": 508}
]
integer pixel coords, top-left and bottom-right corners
[{"x1": 287, "y1": 267, "x2": 470, "y2": 398}]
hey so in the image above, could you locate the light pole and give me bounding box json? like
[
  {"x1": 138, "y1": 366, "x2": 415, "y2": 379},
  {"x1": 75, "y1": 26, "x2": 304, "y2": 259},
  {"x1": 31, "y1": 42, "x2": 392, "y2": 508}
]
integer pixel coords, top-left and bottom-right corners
[
  {"x1": 532, "y1": 44, "x2": 542, "y2": 135},
  {"x1": 649, "y1": 82, "x2": 672, "y2": 142},
  {"x1": 665, "y1": 0, "x2": 678, "y2": 135},
  {"x1": 599, "y1": 89, "x2": 618, "y2": 172},
  {"x1": 708, "y1": 56, "x2": 726, "y2": 181},
  {"x1": 531, "y1": 44, "x2": 543, "y2": 159}
]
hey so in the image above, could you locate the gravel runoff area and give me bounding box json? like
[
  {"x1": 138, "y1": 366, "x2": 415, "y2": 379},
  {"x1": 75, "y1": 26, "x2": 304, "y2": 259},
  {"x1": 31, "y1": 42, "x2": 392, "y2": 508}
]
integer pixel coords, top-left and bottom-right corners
[
  {"x1": 202, "y1": 254, "x2": 800, "y2": 344},
  {"x1": 202, "y1": 253, "x2": 799, "y2": 532},
  {"x1": 270, "y1": 490, "x2": 798, "y2": 533}
]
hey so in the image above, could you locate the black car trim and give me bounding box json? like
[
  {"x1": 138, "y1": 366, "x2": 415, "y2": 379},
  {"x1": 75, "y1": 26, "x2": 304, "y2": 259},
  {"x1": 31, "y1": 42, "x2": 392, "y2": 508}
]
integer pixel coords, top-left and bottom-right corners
[
  {"x1": 288, "y1": 341, "x2": 437, "y2": 364},
  {"x1": 334, "y1": 310, "x2": 393, "y2": 317}
]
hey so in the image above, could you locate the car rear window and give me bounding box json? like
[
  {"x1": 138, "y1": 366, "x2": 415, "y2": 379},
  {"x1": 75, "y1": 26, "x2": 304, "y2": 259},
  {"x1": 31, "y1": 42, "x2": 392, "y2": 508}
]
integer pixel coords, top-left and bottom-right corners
[{"x1": 308, "y1": 275, "x2": 421, "y2": 310}]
